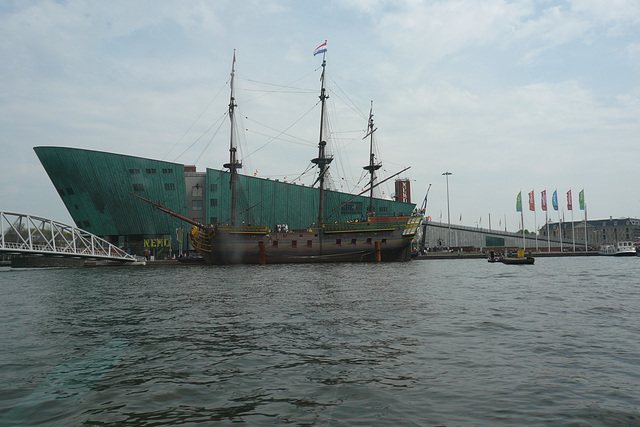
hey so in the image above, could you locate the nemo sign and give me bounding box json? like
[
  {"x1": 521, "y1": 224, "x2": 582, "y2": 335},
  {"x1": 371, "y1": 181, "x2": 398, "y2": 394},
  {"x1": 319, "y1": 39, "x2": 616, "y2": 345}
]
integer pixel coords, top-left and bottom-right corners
[{"x1": 144, "y1": 238, "x2": 171, "y2": 248}]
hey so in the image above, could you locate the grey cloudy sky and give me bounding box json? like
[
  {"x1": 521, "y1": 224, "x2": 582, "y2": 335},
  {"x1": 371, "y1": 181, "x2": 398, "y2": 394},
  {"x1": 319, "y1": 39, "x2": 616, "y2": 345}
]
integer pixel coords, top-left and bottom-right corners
[{"x1": 1, "y1": 0, "x2": 639, "y2": 232}]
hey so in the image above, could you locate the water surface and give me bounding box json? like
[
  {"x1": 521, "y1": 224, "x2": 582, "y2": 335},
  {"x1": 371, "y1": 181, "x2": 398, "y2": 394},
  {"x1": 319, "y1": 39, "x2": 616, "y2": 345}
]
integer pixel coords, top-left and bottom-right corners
[{"x1": 1, "y1": 257, "x2": 639, "y2": 425}]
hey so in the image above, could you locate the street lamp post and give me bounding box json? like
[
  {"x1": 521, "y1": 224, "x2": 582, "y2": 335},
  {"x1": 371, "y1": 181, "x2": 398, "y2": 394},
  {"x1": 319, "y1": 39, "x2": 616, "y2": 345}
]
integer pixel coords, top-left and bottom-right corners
[{"x1": 443, "y1": 171, "x2": 452, "y2": 248}]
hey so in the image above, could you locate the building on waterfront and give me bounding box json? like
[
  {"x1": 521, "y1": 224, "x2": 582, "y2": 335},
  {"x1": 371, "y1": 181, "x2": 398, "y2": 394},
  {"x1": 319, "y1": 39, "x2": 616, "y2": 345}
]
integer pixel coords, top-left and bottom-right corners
[
  {"x1": 539, "y1": 217, "x2": 640, "y2": 248},
  {"x1": 35, "y1": 146, "x2": 416, "y2": 258}
]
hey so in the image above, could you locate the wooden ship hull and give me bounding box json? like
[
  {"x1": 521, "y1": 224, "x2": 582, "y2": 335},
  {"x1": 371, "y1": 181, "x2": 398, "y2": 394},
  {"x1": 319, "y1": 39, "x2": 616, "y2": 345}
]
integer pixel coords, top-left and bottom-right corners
[{"x1": 191, "y1": 216, "x2": 421, "y2": 264}]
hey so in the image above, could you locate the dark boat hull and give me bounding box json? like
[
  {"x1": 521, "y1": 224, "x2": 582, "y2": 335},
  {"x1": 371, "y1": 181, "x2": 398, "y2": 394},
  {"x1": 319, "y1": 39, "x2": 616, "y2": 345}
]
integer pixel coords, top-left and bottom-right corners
[
  {"x1": 193, "y1": 216, "x2": 421, "y2": 264},
  {"x1": 500, "y1": 256, "x2": 535, "y2": 265},
  {"x1": 199, "y1": 229, "x2": 414, "y2": 264}
]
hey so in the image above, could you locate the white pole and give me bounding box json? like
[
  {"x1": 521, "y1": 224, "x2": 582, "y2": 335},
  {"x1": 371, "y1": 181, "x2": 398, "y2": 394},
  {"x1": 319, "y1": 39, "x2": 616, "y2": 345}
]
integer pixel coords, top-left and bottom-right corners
[
  {"x1": 546, "y1": 210, "x2": 550, "y2": 252},
  {"x1": 584, "y1": 203, "x2": 588, "y2": 251},
  {"x1": 571, "y1": 208, "x2": 575, "y2": 252},
  {"x1": 521, "y1": 210, "x2": 525, "y2": 250},
  {"x1": 558, "y1": 208, "x2": 563, "y2": 252},
  {"x1": 534, "y1": 208, "x2": 538, "y2": 252},
  {"x1": 443, "y1": 172, "x2": 452, "y2": 249}
]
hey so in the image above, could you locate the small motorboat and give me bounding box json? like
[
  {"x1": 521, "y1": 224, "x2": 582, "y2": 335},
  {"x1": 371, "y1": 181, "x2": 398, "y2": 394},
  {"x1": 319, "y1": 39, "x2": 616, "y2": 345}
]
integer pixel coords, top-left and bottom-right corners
[{"x1": 500, "y1": 256, "x2": 534, "y2": 265}]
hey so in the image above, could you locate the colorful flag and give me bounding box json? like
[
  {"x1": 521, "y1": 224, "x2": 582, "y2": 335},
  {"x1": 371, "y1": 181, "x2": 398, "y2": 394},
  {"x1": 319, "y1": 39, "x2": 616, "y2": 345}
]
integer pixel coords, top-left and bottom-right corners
[
  {"x1": 528, "y1": 190, "x2": 535, "y2": 211},
  {"x1": 313, "y1": 42, "x2": 327, "y2": 56},
  {"x1": 552, "y1": 190, "x2": 558, "y2": 211},
  {"x1": 541, "y1": 190, "x2": 547, "y2": 211},
  {"x1": 579, "y1": 189, "x2": 585, "y2": 210},
  {"x1": 567, "y1": 189, "x2": 573, "y2": 210},
  {"x1": 516, "y1": 191, "x2": 522, "y2": 212}
]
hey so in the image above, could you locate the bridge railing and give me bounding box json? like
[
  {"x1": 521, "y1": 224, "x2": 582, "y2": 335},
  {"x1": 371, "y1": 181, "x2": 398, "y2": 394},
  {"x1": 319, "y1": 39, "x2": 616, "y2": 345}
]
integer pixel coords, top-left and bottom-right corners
[{"x1": 1, "y1": 211, "x2": 136, "y2": 261}]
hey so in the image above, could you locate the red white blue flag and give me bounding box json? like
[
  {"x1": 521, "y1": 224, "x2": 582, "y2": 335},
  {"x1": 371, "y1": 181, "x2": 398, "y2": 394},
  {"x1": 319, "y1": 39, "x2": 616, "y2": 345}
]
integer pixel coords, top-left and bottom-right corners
[{"x1": 314, "y1": 42, "x2": 327, "y2": 56}]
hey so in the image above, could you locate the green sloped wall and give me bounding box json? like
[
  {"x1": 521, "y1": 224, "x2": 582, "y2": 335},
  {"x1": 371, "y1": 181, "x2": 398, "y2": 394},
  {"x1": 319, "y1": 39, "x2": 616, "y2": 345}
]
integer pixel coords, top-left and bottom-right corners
[
  {"x1": 34, "y1": 147, "x2": 188, "y2": 236},
  {"x1": 205, "y1": 169, "x2": 416, "y2": 229}
]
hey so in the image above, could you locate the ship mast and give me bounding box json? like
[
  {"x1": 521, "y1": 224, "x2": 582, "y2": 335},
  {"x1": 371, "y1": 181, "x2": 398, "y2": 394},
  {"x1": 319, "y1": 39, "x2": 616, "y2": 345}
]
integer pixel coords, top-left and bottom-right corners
[
  {"x1": 223, "y1": 50, "x2": 242, "y2": 226},
  {"x1": 363, "y1": 101, "x2": 381, "y2": 217},
  {"x1": 311, "y1": 46, "x2": 332, "y2": 227}
]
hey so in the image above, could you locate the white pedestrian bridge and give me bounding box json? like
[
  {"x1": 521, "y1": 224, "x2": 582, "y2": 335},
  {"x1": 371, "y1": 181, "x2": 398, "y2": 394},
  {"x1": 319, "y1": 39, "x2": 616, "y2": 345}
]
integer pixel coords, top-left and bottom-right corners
[{"x1": 1, "y1": 211, "x2": 136, "y2": 262}]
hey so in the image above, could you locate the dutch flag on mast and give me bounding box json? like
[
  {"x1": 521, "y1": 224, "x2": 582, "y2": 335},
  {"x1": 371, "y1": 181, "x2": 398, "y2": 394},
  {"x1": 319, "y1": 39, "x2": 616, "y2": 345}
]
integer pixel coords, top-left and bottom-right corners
[{"x1": 314, "y1": 41, "x2": 327, "y2": 56}]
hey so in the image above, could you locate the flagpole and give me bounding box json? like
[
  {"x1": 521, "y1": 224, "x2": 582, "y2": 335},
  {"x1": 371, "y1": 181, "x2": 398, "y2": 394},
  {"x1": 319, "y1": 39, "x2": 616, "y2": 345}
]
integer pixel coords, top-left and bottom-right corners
[
  {"x1": 571, "y1": 209, "x2": 575, "y2": 252},
  {"x1": 521, "y1": 210, "x2": 525, "y2": 250},
  {"x1": 534, "y1": 205, "x2": 538, "y2": 252},
  {"x1": 558, "y1": 208, "x2": 563, "y2": 252},
  {"x1": 546, "y1": 210, "x2": 550, "y2": 252},
  {"x1": 584, "y1": 202, "x2": 588, "y2": 251}
]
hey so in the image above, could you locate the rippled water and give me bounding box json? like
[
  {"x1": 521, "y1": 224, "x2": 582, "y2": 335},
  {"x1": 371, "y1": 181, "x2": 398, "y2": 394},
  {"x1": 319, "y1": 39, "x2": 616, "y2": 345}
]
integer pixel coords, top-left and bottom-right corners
[{"x1": 1, "y1": 257, "x2": 639, "y2": 425}]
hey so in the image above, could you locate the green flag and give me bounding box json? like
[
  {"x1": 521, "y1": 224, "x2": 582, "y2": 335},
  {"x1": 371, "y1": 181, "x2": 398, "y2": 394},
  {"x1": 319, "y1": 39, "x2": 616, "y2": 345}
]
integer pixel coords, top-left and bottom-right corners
[
  {"x1": 579, "y1": 189, "x2": 585, "y2": 210},
  {"x1": 516, "y1": 191, "x2": 522, "y2": 212}
]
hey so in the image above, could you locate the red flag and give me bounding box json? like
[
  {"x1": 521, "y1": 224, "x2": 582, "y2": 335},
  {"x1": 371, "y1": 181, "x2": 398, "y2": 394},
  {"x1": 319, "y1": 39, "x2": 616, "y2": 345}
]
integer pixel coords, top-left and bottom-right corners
[
  {"x1": 528, "y1": 190, "x2": 535, "y2": 211},
  {"x1": 541, "y1": 190, "x2": 547, "y2": 211},
  {"x1": 567, "y1": 189, "x2": 572, "y2": 210}
]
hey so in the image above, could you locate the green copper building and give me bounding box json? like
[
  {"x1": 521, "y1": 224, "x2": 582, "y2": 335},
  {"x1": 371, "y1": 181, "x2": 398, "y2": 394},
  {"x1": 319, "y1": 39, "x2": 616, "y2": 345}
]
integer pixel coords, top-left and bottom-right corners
[{"x1": 35, "y1": 146, "x2": 416, "y2": 258}]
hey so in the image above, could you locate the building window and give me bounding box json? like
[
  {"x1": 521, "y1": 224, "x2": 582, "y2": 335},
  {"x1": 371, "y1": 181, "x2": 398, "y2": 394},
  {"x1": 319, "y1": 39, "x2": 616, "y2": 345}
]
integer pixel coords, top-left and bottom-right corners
[
  {"x1": 129, "y1": 168, "x2": 140, "y2": 174},
  {"x1": 341, "y1": 201, "x2": 363, "y2": 215},
  {"x1": 162, "y1": 168, "x2": 173, "y2": 174},
  {"x1": 66, "y1": 187, "x2": 75, "y2": 195},
  {"x1": 164, "y1": 183, "x2": 175, "y2": 190},
  {"x1": 192, "y1": 185, "x2": 203, "y2": 197},
  {"x1": 210, "y1": 217, "x2": 217, "y2": 225},
  {"x1": 379, "y1": 206, "x2": 388, "y2": 213},
  {"x1": 57, "y1": 188, "x2": 65, "y2": 197},
  {"x1": 192, "y1": 200, "x2": 203, "y2": 211},
  {"x1": 146, "y1": 168, "x2": 157, "y2": 174},
  {"x1": 83, "y1": 220, "x2": 91, "y2": 228},
  {"x1": 210, "y1": 184, "x2": 218, "y2": 192},
  {"x1": 133, "y1": 184, "x2": 144, "y2": 191},
  {"x1": 210, "y1": 198, "x2": 218, "y2": 207}
]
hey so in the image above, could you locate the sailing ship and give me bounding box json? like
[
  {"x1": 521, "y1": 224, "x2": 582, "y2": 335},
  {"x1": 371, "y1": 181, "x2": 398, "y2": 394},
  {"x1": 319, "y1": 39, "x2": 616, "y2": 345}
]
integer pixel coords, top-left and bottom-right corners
[{"x1": 133, "y1": 50, "x2": 422, "y2": 264}]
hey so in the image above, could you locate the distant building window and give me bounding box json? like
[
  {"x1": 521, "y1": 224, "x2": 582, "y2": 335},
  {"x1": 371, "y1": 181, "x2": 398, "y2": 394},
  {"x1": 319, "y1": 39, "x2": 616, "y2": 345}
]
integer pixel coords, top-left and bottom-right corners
[
  {"x1": 162, "y1": 168, "x2": 173, "y2": 174},
  {"x1": 210, "y1": 198, "x2": 218, "y2": 207},
  {"x1": 210, "y1": 184, "x2": 218, "y2": 192},
  {"x1": 379, "y1": 206, "x2": 388, "y2": 213},
  {"x1": 83, "y1": 220, "x2": 91, "y2": 228},
  {"x1": 146, "y1": 168, "x2": 157, "y2": 174},
  {"x1": 133, "y1": 184, "x2": 144, "y2": 191},
  {"x1": 57, "y1": 188, "x2": 65, "y2": 197},
  {"x1": 341, "y1": 201, "x2": 363, "y2": 215},
  {"x1": 74, "y1": 204, "x2": 78, "y2": 210},
  {"x1": 192, "y1": 185, "x2": 203, "y2": 197},
  {"x1": 210, "y1": 217, "x2": 217, "y2": 225},
  {"x1": 164, "y1": 183, "x2": 176, "y2": 190},
  {"x1": 192, "y1": 200, "x2": 203, "y2": 211},
  {"x1": 66, "y1": 187, "x2": 75, "y2": 195},
  {"x1": 129, "y1": 168, "x2": 140, "y2": 174}
]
